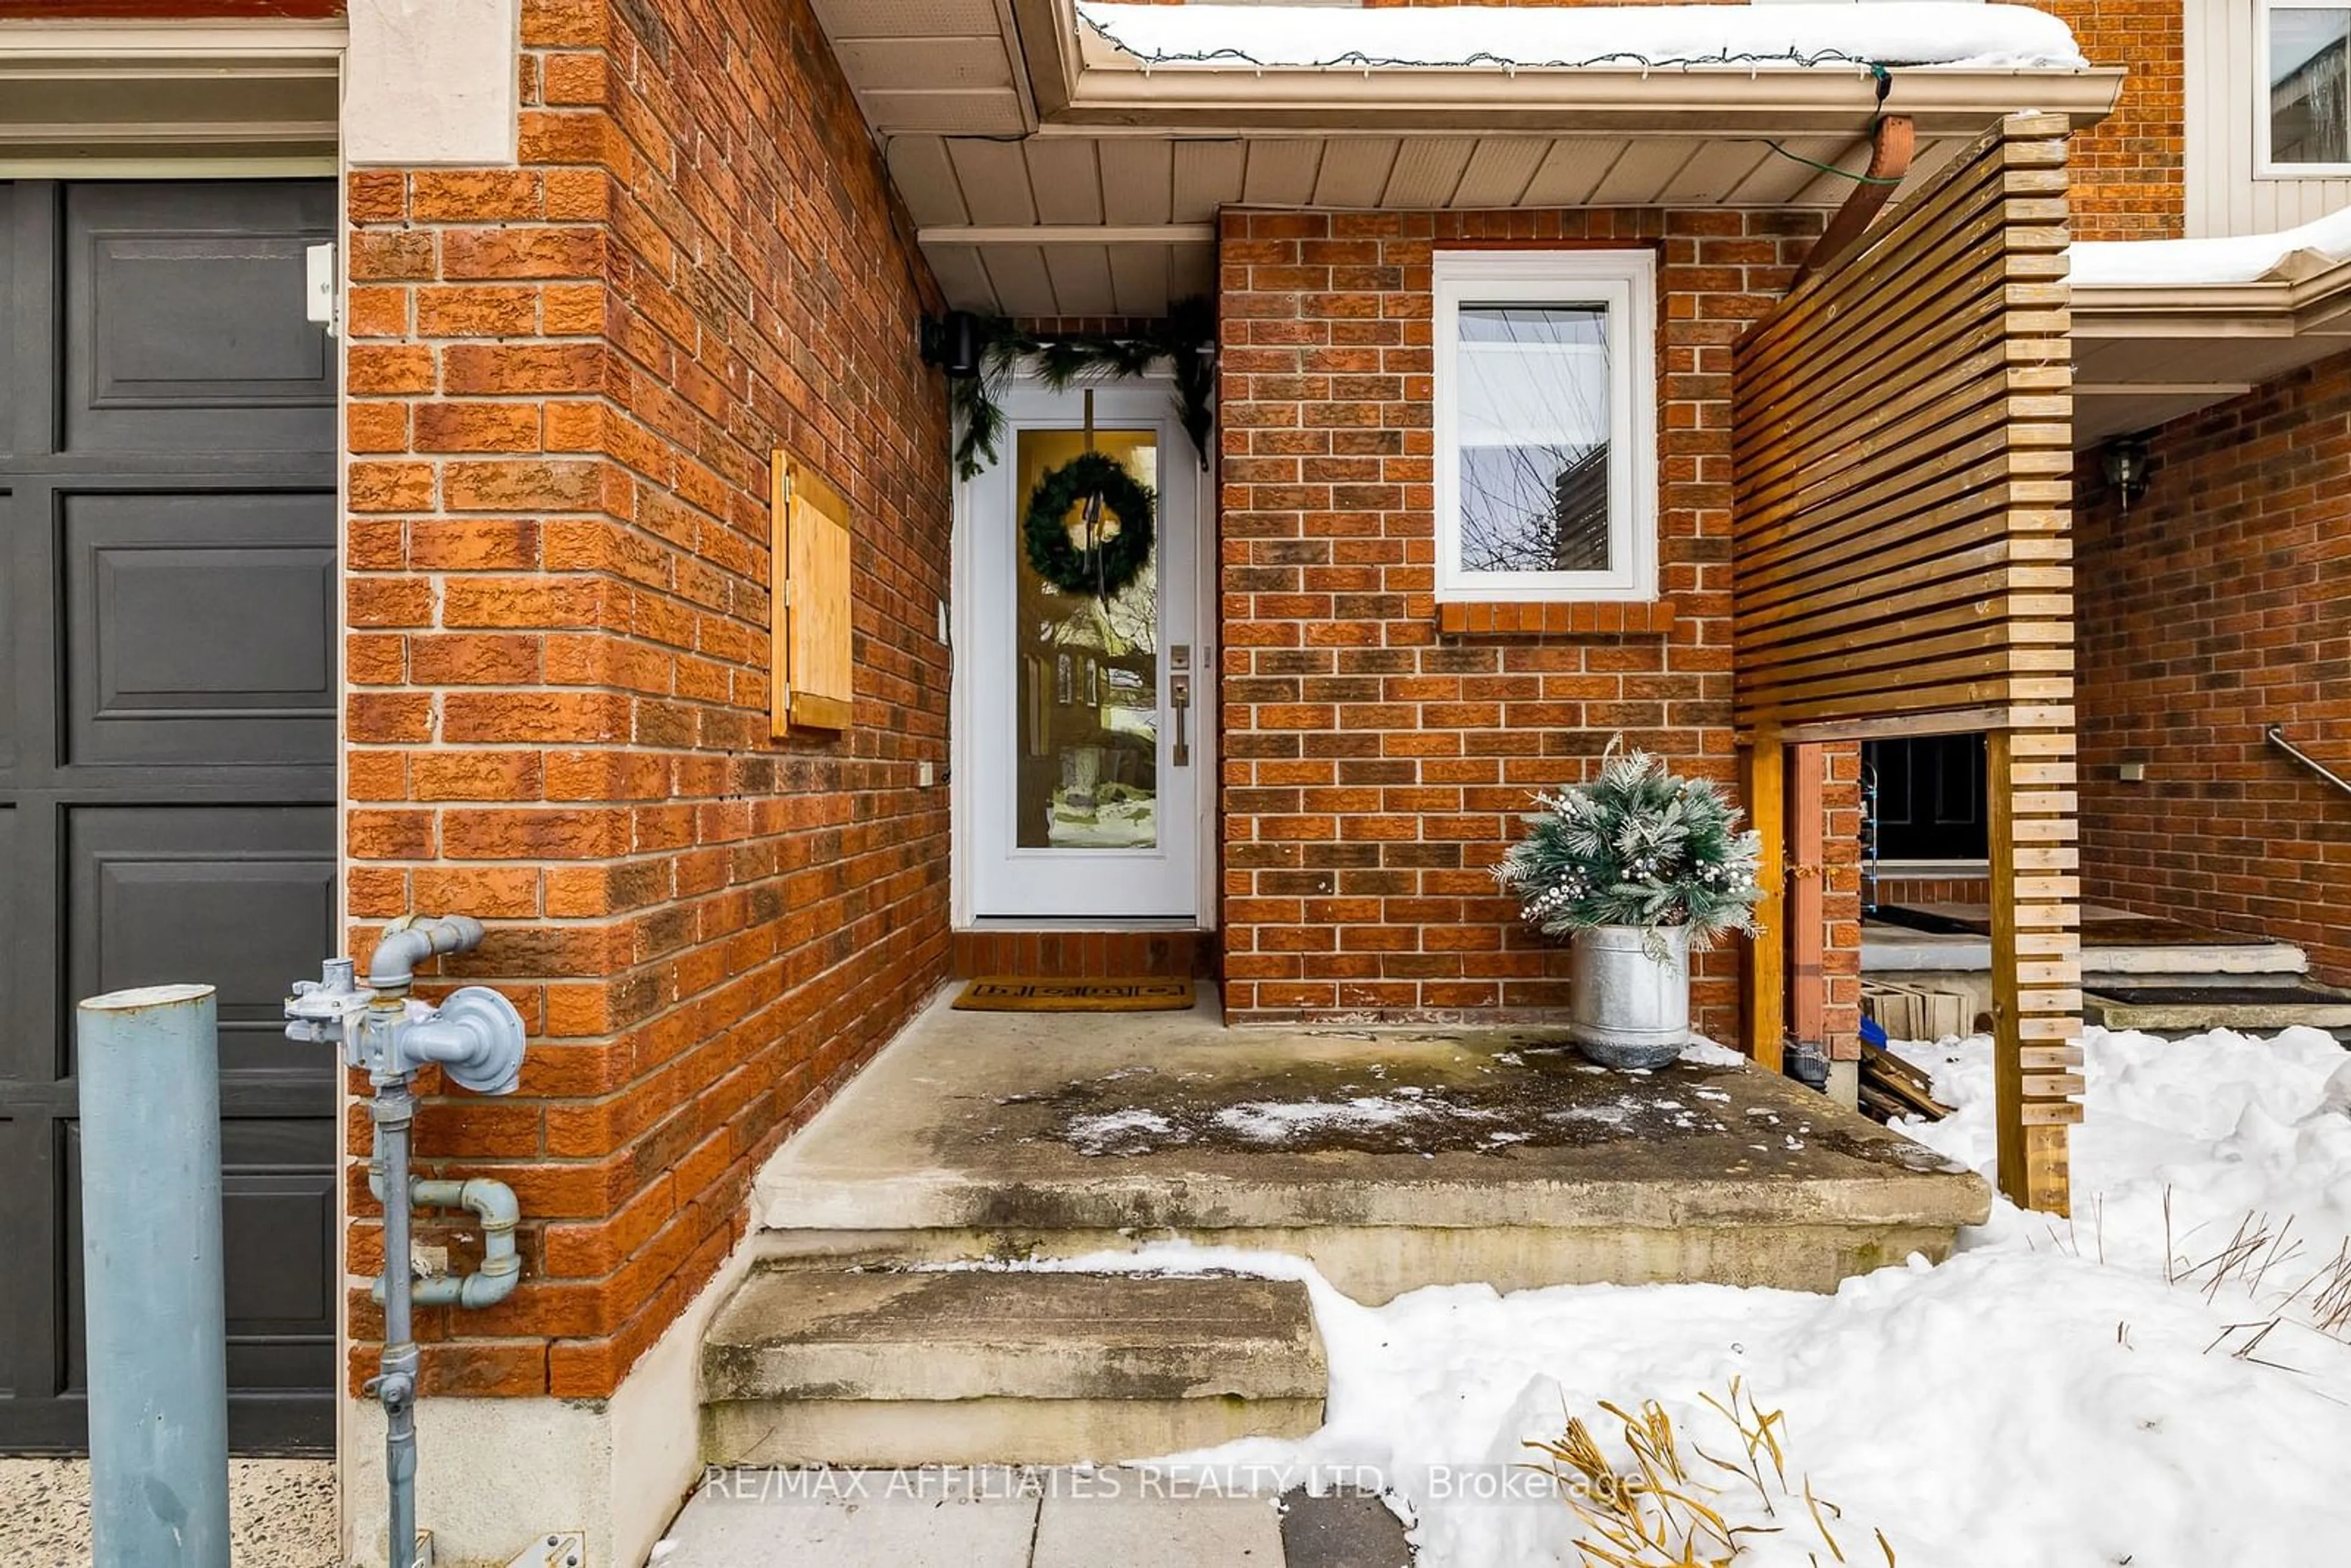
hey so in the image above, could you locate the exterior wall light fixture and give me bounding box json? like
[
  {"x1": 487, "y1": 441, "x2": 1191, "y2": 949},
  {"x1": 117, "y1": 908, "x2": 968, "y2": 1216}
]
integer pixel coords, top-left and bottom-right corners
[{"x1": 2101, "y1": 433, "x2": 2153, "y2": 509}]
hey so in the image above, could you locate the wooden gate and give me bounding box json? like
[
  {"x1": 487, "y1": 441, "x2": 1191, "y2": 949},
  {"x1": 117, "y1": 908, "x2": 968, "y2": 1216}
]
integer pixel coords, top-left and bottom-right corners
[{"x1": 1731, "y1": 113, "x2": 2082, "y2": 1213}]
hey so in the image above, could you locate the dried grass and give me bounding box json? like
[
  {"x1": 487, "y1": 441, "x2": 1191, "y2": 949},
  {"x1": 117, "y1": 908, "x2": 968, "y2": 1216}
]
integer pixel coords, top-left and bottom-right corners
[
  {"x1": 1523, "y1": 1379, "x2": 1895, "y2": 1567},
  {"x1": 2153, "y1": 1191, "x2": 2351, "y2": 1367}
]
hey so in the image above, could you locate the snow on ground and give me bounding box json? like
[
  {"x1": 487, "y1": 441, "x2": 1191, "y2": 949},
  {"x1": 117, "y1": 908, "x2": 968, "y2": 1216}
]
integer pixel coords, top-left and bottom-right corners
[
  {"x1": 1899, "y1": 1025, "x2": 2351, "y2": 1304},
  {"x1": 1064, "y1": 1109, "x2": 1176, "y2": 1155},
  {"x1": 1075, "y1": 1026, "x2": 2351, "y2": 1567},
  {"x1": 1078, "y1": 2, "x2": 2088, "y2": 73},
  {"x1": 1213, "y1": 1090, "x2": 1478, "y2": 1143}
]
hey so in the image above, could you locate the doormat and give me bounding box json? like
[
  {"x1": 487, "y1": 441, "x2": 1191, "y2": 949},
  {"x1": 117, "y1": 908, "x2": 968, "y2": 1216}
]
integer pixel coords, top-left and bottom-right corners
[{"x1": 952, "y1": 977, "x2": 1196, "y2": 1013}]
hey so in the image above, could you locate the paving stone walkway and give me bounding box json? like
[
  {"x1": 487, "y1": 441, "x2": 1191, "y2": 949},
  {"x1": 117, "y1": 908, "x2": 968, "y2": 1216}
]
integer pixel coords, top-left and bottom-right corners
[{"x1": 656, "y1": 1471, "x2": 1412, "y2": 1568}]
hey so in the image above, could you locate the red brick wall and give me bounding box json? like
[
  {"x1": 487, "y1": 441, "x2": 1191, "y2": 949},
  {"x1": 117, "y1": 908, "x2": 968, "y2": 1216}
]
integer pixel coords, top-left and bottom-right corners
[
  {"x1": 2077, "y1": 353, "x2": 2351, "y2": 984},
  {"x1": 343, "y1": 0, "x2": 951, "y2": 1398},
  {"x1": 1216, "y1": 207, "x2": 1859, "y2": 1054},
  {"x1": 951, "y1": 930, "x2": 1217, "y2": 980},
  {"x1": 2039, "y1": 0, "x2": 2184, "y2": 238},
  {"x1": 1874, "y1": 873, "x2": 1993, "y2": 908},
  {"x1": 1821, "y1": 745, "x2": 1864, "y2": 1062}
]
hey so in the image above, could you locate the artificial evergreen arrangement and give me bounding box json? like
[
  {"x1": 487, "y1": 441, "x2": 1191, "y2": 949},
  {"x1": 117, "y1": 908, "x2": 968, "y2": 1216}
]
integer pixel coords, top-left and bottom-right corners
[{"x1": 1496, "y1": 746, "x2": 1766, "y2": 955}]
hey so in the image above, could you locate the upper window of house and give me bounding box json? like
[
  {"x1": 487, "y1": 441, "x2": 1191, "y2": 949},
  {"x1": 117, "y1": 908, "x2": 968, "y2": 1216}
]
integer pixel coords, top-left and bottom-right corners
[
  {"x1": 2264, "y1": 1, "x2": 2351, "y2": 171},
  {"x1": 1433, "y1": 250, "x2": 1657, "y2": 604}
]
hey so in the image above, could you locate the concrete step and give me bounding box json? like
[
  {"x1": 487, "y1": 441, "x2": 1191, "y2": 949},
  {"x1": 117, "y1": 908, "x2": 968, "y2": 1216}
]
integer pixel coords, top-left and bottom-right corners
[
  {"x1": 749, "y1": 999, "x2": 1989, "y2": 1304},
  {"x1": 700, "y1": 1265, "x2": 1327, "y2": 1466},
  {"x1": 2083, "y1": 979, "x2": 2351, "y2": 1039}
]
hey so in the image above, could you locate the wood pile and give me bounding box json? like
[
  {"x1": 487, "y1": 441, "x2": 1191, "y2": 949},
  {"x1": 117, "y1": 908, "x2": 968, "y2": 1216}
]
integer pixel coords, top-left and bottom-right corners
[
  {"x1": 1859, "y1": 1041, "x2": 1956, "y2": 1124},
  {"x1": 1860, "y1": 981, "x2": 1973, "y2": 1042}
]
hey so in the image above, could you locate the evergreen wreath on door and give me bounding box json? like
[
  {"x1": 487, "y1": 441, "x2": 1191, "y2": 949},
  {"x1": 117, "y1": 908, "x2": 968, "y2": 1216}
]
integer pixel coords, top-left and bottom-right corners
[{"x1": 1022, "y1": 449, "x2": 1155, "y2": 598}]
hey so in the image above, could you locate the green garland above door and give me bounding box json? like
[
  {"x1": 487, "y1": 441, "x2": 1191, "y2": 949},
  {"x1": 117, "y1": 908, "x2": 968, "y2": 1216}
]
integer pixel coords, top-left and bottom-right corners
[{"x1": 947, "y1": 296, "x2": 1216, "y2": 482}]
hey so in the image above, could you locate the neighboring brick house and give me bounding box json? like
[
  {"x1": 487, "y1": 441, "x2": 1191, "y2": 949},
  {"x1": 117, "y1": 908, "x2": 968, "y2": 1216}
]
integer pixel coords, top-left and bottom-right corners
[
  {"x1": 1971, "y1": 2, "x2": 2351, "y2": 987},
  {"x1": 2075, "y1": 364, "x2": 2351, "y2": 985},
  {"x1": 5, "y1": 1, "x2": 2345, "y2": 1566}
]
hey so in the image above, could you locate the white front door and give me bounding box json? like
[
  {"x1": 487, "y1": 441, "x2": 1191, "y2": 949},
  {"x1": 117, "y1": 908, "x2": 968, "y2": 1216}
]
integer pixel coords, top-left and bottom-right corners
[{"x1": 964, "y1": 385, "x2": 1202, "y2": 919}]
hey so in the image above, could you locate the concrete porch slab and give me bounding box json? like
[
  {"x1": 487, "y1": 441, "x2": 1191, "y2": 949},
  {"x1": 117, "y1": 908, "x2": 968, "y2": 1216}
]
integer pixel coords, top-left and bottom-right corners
[{"x1": 750, "y1": 990, "x2": 1989, "y2": 1300}]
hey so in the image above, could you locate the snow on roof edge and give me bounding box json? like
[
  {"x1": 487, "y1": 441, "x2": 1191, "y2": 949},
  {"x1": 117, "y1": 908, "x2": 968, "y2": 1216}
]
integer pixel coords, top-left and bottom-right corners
[
  {"x1": 2071, "y1": 204, "x2": 2351, "y2": 289},
  {"x1": 1076, "y1": 2, "x2": 2091, "y2": 75}
]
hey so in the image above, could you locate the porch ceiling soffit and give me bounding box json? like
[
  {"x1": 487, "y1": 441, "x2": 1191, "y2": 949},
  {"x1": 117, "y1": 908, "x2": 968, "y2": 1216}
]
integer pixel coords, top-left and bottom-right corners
[
  {"x1": 2071, "y1": 261, "x2": 2351, "y2": 446},
  {"x1": 0, "y1": 20, "x2": 343, "y2": 170},
  {"x1": 812, "y1": 0, "x2": 2124, "y2": 317}
]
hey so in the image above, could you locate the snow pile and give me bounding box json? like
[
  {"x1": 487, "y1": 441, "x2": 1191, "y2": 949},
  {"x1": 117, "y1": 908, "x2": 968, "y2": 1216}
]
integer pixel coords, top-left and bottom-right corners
[
  {"x1": 1065, "y1": 1108, "x2": 1177, "y2": 1155},
  {"x1": 1897, "y1": 1025, "x2": 2351, "y2": 1309},
  {"x1": 1097, "y1": 1024, "x2": 2351, "y2": 1567},
  {"x1": 2072, "y1": 203, "x2": 2351, "y2": 287},
  {"x1": 1214, "y1": 1090, "x2": 1480, "y2": 1142},
  {"x1": 1078, "y1": 2, "x2": 2088, "y2": 73},
  {"x1": 1681, "y1": 1037, "x2": 1750, "y2": 1068}
]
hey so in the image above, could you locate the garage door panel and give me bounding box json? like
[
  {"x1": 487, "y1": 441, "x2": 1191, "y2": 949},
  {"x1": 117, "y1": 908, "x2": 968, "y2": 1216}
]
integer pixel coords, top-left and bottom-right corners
[
  {"x1": 64, "y1": 490, "x2": 336, "y2": 767},
  {"x1": 0, "y1": 186, "x2": 15, "y2": 454},
  {"x1": 219, "y1": 1122, "x2": 337, "y2": 1393},
  {"x1": 0, "y1": 487, "x2": 18, "y2": 773},
  {"x1": 0, "y1": 1114, "x2": 64, "y2": 1410},
  {"x1": 3, "y1": 178, "x2": 334, "y2": 1454},
  {"x1": 0, "y1": 801, "x2": 59, "y2": 1091},
  {"x1": 62, "y1": 182, "x2": 334, "y2": 454},
  {"x1": 55, "y1": 1128, "x2": 334, "y2": 1420},
  {"x1": 0, "y1": 806, "x2": 13, "y2": 1037},
  {"x1": 61, "y1": 1122, "x2": 335, "y2": 1414},
  {"x1": 66, "y1": 805, "x2": 336, "y2": 1081}
]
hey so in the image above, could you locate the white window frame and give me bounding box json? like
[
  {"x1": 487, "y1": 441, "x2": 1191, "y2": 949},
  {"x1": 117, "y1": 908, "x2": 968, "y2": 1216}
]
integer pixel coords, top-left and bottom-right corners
[
  {"x1": 2257, "y1": 0, "x2": 2351, "y2": 177},
  {"x1": 1433, "y1": 249, "x2": 1658, "y2": 605}
]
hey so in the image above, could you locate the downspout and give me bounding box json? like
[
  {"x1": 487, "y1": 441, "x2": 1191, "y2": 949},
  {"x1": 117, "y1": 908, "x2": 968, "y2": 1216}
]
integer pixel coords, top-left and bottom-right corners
[
  {"x1": 1788, "y1": 746, "x2": 1831, "y2": 1090},
  {"x1": 1793, "y1": 109, "x2": 1916, "y2": 288}
]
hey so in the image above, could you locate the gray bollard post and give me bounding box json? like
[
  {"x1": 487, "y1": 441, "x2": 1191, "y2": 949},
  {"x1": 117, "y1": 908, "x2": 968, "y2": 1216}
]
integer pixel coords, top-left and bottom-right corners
[{"x1": 78, "y1": 983, "x2": 231, "y2": 1568}]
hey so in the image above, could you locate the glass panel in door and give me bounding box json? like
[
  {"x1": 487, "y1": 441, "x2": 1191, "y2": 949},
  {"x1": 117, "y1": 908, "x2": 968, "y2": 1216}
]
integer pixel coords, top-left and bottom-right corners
[{"x1": 1012, "y1": 426, "x2": 1160, "y2": 853}]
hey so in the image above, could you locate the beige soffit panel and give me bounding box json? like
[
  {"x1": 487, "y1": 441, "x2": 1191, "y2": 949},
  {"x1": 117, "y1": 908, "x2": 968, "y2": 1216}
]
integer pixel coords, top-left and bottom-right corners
[
  {"x1": 0, "y1": 20, "x2": 342, "y2": 169},
  {"x1": 901, "y1": 129, "x2": 1971, "y2": 234},
  {"x1": 2068, "y1": 258, "x2": 2351, "y2": 443}
]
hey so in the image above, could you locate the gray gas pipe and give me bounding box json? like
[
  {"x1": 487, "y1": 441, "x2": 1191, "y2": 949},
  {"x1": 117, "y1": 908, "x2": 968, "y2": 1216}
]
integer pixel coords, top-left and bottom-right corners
[{"x1": 285, "y1": 913, "x2": 529, "y2": 1568}]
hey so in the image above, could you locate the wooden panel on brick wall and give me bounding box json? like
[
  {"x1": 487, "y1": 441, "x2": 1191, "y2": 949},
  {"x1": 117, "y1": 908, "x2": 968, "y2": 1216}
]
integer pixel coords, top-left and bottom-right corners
[
  {"x1": 771, "y1": 451, "x2": 853, "y2": 735},
  {"x1": 1731, "y1": 112, "x2": 2075, "y2": 742}
]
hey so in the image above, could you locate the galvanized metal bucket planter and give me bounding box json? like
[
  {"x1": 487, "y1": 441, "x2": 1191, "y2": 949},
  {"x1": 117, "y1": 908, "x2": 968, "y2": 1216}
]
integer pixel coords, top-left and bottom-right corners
[{"x1": 1568, "y1": 924, "x2": 1690, "y2": 1070}]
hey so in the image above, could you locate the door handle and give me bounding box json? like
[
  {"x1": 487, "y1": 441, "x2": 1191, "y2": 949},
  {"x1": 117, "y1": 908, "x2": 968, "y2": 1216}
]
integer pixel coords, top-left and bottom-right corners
[{"x1": 1169, "y1": 645, "x2": 1191, "y2": 767}]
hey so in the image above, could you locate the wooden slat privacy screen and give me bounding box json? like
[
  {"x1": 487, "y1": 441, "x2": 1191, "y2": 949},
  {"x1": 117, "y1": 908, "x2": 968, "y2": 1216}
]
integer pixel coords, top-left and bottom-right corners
[
  {"x1": 771, "y1": 451, "x2": 854, "y2": 735},
  {"x1": 1731, "y1": 112, "x2": 2074, "y2": 741},
  {"x1": 1731, "y1": 113, "x2": 2082, "y2": 1214}
]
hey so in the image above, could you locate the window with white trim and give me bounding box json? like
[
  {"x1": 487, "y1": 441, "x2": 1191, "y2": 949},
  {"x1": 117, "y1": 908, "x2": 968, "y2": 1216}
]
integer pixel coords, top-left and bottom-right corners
[
  {"x1": 1433, "y1": 249, "x2": 1657, "y2": 604},
  {"x1": 2262, "y1": 0, "x2": 2351, "y2": 173}
]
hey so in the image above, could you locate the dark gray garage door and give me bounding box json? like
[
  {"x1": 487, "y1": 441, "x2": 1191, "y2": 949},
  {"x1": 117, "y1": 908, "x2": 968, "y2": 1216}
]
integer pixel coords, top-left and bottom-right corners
[{"x1": 0, "y1": 181, "x2": 338, "y2": 1452}]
